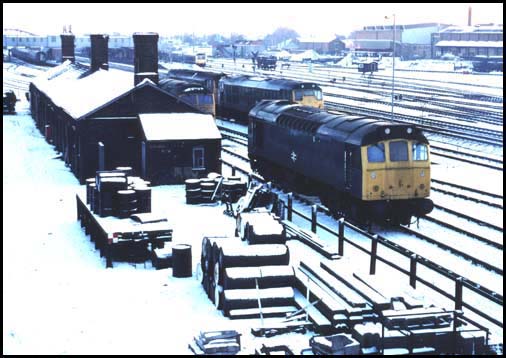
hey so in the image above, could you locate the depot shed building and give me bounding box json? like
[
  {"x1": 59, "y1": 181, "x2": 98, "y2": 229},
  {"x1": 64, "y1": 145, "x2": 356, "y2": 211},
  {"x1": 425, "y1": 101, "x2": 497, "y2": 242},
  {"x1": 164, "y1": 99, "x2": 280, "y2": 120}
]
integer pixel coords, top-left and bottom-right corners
[
  {"x1": 29, "y1": 32, "x2": 208, "y2": 184},
  {"x1": 139, "y1": 113, "x2": 222, "y2": 185}
]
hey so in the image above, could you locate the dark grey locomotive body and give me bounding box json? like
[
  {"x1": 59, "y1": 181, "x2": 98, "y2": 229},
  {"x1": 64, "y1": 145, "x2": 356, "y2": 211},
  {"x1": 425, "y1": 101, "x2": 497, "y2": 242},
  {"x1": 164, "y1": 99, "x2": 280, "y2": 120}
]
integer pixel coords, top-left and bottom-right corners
[
  {"x1": 248, "y1": 100, "x2": 433, "y2": 225},
  {"x1": 10, "y1": 47, "x2": 55, "y2": 66},
  {"x1": 218, "y1": 75, "x2": 323, "y2": 121}
]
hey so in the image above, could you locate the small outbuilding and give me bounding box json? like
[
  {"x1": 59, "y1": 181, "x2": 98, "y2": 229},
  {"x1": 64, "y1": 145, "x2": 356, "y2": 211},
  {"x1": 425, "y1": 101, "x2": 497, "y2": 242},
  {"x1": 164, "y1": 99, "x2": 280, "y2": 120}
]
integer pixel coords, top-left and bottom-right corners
[{"x1": 139, "y1": 113, "x2": 222, "y2": 185}]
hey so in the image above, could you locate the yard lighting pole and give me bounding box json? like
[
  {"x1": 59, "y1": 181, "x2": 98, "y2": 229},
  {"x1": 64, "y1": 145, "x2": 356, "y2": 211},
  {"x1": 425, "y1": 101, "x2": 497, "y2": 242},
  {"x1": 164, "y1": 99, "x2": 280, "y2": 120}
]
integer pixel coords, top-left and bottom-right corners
[{"x1": 385, "y1": 14, "x2": 396, "y2": 122}]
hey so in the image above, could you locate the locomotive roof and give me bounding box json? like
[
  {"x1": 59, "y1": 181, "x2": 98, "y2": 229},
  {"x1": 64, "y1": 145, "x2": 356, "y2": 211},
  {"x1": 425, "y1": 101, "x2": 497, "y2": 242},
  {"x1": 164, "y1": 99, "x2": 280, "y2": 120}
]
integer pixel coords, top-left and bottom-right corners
[
  {"x1": 167, "y1": 69, "x2": 225, "y2": 81},
  {"x1": 159, "y1": 78, "x2": 208, "y2": 94},
  {"x1": 249, "y1": 100, "x2": 428, "y2": 145},
  {"x1": 221, "y1": 75, "x2": 321, "y2": 91}
]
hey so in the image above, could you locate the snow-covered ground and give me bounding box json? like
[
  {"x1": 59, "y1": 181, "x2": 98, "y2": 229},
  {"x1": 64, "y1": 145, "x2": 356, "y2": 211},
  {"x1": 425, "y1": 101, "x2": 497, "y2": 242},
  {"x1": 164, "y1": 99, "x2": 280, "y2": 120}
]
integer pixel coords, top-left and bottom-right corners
[
  {"x1": 4, "y1": 60, "x2": 503, "y2": 353},
  {"x1": 2, "y1": 99, "x2": 315, "y2": 354}
]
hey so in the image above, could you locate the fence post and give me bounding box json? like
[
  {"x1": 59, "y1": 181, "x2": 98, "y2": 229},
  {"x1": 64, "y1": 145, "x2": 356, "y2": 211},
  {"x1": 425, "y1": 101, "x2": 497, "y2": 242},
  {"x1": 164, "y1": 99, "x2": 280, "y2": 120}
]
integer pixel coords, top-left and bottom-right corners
[
  {"x1": 455, "y1": 277, "x2": 463, "y2": 310},
  {"x1": 409, "y1": 254, "x2": 417, "y2": 288},
  {"x1": 338, "y1": 218, "x2": 344, "y2": 256},
  {"x1": 311, "y1": 205, "x2": 317, "y2": 233},
  {"x1": 287, "y1": 193, "x2": 293, "y2": 221},
  {"x1": 231, "y1": 166, "x2": 236, "y2": 176},
  {"x1": 247, "y1": 173, "x2": 252, "y2": 188},
  {"x1": 370, "y1": 235, "x2": 378, "y2": 275}
]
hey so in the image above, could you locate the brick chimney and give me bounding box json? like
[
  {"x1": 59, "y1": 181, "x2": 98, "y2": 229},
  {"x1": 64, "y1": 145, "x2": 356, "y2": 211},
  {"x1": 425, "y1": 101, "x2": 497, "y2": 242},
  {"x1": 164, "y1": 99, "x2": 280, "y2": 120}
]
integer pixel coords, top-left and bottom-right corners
[
  {"x1": 133, "y1": 32, "x2": 159, "y2": 86},
  {"x1": 60, "y1": 34, "x2": 75, "y2": 63},
  {"x1": 90, "y1": 34, "x2": 109, "y2": 71}
]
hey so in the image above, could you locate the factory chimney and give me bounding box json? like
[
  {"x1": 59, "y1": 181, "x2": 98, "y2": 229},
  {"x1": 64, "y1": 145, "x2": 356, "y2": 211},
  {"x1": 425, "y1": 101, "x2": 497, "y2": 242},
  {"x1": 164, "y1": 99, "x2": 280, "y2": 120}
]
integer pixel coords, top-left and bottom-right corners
[
  {"x1": 90, "y1": 34, "x2": 109, "y2": 71},
  {"x1": 60, "y1": 33, "x2": 75, "y2": 63},
  {"x1": 468, "y1": 6, "x2": 472, "y2": 26},
  {"x1": 133, "y1": 32, "x2": 159, "y2": 86}
]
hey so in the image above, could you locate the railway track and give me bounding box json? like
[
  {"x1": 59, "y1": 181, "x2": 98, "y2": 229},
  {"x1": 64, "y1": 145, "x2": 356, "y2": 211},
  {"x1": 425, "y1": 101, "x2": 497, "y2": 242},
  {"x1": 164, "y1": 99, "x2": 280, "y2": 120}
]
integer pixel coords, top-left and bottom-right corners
[
  {"x1": 219, "y1": 126, "x2": 503, "y2": 273},
  {"x1": 219, "y1": 144, "x2": 503, "y2": 332},
  {"x1": 209, "y1": 58, "x2": 503, "y2": 147}
]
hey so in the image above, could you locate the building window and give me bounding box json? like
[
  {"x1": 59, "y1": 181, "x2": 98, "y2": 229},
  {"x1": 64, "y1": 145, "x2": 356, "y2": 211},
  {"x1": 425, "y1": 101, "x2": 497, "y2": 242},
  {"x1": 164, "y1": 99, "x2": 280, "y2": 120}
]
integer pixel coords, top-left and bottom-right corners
[{"x1": 192, "y1": 146, "x2": 205, "y2": 169}]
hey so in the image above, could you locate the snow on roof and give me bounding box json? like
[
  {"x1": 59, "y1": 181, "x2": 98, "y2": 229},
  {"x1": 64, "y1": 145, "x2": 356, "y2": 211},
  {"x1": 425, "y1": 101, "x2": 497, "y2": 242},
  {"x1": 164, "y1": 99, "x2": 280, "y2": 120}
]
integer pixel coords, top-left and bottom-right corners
[
  {"x1": 435, "y1": 40, "x2": 503, "y2": 48},
  {"x1": 34, "y1": 68, "x2": 134, "y2": 119},
  {"x1": 441, "y1": 24, "x2": 503, "y2": 33},
  {"x1": 139, "y1": 113, "x2": 222, "y2": 141}
]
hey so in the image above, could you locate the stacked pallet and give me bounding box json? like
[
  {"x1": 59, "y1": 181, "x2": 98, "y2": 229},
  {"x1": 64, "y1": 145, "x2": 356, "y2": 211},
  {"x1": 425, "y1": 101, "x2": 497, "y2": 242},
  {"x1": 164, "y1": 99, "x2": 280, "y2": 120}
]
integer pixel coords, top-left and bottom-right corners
[
  {"x1": 199, "y1": 236, "x2": 296, "y2": 319},
  {"x1": 294, "y1": 260, "x2": 376, "y2": 330},
  {"x1": 283, "y1": 220, "x2": 340, "y2": 260}
]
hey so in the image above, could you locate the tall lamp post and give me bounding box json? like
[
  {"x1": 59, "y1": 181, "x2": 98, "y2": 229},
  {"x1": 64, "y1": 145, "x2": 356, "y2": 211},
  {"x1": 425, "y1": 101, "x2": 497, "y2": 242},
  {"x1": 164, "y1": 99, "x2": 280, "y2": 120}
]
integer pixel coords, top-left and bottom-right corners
[{"x1": 385, "y1": 14, "x2": 396, "y2": 122}]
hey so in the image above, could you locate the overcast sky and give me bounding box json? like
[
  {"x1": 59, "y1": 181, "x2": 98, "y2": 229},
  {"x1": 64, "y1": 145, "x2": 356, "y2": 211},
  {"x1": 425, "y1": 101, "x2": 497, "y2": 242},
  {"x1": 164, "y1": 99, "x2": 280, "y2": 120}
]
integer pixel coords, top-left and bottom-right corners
[{"x1": 3, "y1": 3, "x2": 503, "y2": 39}]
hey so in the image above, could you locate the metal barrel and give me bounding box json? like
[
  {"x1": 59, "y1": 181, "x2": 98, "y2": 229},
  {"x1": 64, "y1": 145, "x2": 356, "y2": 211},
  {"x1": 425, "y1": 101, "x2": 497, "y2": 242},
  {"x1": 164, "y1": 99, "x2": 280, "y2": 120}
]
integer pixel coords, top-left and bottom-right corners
[
  {"x1": 116, "y1": 189, "x2": 138, "y2": 218},
  {"x1": 134, "y1": 186, "x2": 152, "y2": 213},
  {"x1": 86, "y1": 178, "x2": 96, "y2": 204},
  {"x1": 172, "y1": 244, "x2": 192, "y2": 278}
]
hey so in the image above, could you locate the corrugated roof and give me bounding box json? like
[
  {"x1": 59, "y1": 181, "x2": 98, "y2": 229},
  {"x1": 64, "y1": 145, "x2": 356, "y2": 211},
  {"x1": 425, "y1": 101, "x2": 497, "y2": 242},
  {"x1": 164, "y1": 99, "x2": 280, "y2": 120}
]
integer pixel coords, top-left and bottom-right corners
[
  {"x1": 435, "y1": 40, "x2": 503, "y2": 48},
  {"x1": 139, "y1": 113, "x2": 222, "y2": 141}
]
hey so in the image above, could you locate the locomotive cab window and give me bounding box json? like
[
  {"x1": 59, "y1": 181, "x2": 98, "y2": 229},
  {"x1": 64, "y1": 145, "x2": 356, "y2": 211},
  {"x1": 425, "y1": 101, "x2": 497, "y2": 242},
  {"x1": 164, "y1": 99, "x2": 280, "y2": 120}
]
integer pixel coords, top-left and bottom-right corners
[
  {"x1": 412, "y1": 142, "x2": 428, "y2": 161},
  {"x1": 389, "y1": 140, "x2": 408, "y2": 161},
  {"x1": 367, "y1": 143, "x2": 385, "y2": 162}
]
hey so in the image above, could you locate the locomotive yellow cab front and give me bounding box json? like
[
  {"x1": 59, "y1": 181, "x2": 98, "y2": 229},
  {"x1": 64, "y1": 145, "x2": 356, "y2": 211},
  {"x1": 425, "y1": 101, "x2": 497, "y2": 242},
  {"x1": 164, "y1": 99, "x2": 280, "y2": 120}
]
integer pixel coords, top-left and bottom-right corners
[{"x1": 362, "y1": 139, "x2": 431, "y2": 201}]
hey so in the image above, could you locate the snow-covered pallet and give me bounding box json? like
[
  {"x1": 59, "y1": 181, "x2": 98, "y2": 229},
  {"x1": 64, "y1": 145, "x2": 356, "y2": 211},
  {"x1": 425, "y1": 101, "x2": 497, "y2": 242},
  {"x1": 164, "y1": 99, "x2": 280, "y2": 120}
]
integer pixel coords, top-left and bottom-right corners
[
  {"x1": 223, "y1": 287, "x2": 295, "y2": 316},
  {"x1": 228, "y1": 306, "x2": 298, "y2": 320}
]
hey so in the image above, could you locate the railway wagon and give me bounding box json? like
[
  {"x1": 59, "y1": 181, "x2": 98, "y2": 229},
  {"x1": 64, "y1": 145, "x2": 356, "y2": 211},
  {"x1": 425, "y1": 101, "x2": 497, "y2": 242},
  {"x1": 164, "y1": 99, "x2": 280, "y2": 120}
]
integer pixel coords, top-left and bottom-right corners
[
  {"x1": 166, "y1": 69, "x2": 226, "y2": 106},
  {"x1": 256, "y1": 55, "x2": 277, "y2": 70},
  {"x1": 248, "y1": 100, "x2": 434, "y2": 225},
  {"x1": 218, "y1": 75, "x2": 323, "y2": 121},
  {"x1": 168, "y1": 52, "x2": 207, "y2": 67},
  {"x1": 10, "y1": 47, "x2": 54, "y2": 66},
  {"x1": 158, "y1": 78, "x2": 216, "y2": 115}
]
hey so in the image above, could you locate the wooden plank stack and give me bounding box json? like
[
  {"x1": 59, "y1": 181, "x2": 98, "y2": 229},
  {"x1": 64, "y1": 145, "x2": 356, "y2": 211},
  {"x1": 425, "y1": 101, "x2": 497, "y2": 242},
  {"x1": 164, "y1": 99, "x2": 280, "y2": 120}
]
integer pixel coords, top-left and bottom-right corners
[{"x1": 282, "y1": 220, "x2": 340, "y2": 260}]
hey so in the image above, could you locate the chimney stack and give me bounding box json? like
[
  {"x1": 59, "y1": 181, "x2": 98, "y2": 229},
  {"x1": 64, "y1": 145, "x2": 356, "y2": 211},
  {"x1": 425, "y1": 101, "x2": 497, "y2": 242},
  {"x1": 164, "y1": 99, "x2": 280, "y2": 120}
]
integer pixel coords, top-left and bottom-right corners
[
  {"x1": 468, "y1": 6, "x2": 472, "y2": 26},
  {"x1": 90, "y1": 34, "x2": 109, "y2": 71},
  {"x1": 60, "y1": 34, "x2": 75, "y2": 63},
  {"x1": 133, "y1": 32, "x2": 159, "y2": 86}
]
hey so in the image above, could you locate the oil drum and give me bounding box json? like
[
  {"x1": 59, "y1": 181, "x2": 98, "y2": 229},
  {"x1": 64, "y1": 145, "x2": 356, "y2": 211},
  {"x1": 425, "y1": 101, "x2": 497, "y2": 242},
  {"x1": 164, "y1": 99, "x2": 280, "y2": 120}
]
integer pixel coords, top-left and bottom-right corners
[
  {"x1": 86, "y1": 178, "x2": 96, "y2": 204},
  {"x1": 200, "y1": 182, "x2": 216, "y2": 203},
  {"x1": 115, "y1": 166, "x2": 133, "y2": 177},
  {"x1": 93, "y1": 186, "x2": 100, "y2": 214},
  {"x1": 116, "y1": 189, "x2": 138, "y2": 218},
  {"x1": 172, "y1": 244, "x2": 192, "y2": 278},
  {"x1": 135, "y1": 186, "x2": 151, "y2": 213},
  {"x1": 89, "y1": 183, "x2": 96, "y2": 212}
]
